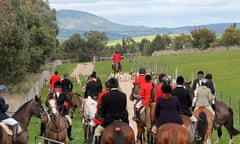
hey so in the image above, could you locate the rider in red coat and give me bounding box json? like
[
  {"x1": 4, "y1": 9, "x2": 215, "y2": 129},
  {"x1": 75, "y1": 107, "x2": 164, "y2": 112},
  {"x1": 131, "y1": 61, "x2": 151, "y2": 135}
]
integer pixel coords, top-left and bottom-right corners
[
  {"x1": 112, "y1": 51, "x2": 122, "y2": 71},
  {"x1": 49, "y1": 71, "x2": 61, "y2": 91}
]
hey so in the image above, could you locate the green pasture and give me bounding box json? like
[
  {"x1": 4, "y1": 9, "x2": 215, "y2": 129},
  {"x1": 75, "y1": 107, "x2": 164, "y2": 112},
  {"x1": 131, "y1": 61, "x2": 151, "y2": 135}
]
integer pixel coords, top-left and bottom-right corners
[{"x1": 28, "y1": 50, "x2": 240, "y2": 143}]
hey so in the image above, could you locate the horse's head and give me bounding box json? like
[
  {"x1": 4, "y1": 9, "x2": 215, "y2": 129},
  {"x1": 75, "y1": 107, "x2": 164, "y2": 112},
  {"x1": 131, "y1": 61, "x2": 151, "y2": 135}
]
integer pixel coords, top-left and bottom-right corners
[
  {"x1": 48, "y1": 99, "x2": 58, "y2": 115},
  {"x1": 31, "y1": 95, "x2": 46, "y2": 118}
]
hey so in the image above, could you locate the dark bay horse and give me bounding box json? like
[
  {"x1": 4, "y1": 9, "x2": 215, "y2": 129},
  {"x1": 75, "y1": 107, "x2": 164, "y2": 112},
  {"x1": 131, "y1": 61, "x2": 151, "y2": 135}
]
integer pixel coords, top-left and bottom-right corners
[
  {"x1": 0, "y1": 95, "x2": 45, "y2": 144},
  {"x1": 183, "y1": 81, "x2": 240, "y2": 144},
  {"x1": 101, "y1": 121, "x2": 135, "y2": 144},
  {"x1": 156, "y1": 123, "x2": 190, "y2": 144},
  {"x1": 42, "y1": 99, "x2": 68, "y2": 144},
  {"x1": 113, "y1": 62, "x2": 121, "y2": 75}
]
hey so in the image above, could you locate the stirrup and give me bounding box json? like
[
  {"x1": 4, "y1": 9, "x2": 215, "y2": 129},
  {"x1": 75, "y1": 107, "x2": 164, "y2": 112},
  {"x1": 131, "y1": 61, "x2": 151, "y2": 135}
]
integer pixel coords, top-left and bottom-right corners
[{"x1": 194, "y1": 135, "x2": 202, "y2": 141}]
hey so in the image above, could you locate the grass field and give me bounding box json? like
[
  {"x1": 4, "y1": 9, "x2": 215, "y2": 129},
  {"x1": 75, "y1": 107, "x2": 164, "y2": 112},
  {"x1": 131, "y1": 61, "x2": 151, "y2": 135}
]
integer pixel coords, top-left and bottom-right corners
[{"x1": 28, "y1": 49, "x2": 240, "y2": 143}]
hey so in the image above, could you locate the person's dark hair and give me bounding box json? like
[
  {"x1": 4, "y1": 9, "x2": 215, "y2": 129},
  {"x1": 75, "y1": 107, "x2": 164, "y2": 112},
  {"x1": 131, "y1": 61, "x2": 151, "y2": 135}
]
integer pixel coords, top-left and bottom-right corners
[
  {"x1": 54, "y1": 71, "x2": 58, "y2": 75},
  {"x1": 90, "y1": 73, "x2": 96, "y2": 78},
  {"x1": 92, "y1": 71, "x2": 96, "y2": 77},
  {"x1": 176, "y1": 76, "x2": 184, "y2": 85},
  {"x1": 145, "y1": 74, "x2": 152, "y2": 82},
  {"x1": 139, "y1": 67, "x2": 146, "y2": 75},
  {"x1": 161, "y1": 85, "x2": 172, "y2": 93},
  {"x1": 64, "y1": 73, "x2": 69, "y2": 78},
  {"x1": 115, "y1": 51, "x2": 118, "y2": 53},
  {"x1": 54, "y1": 81, "x2": 62, "y2": 88},
  {"x1": 197, "y1": 70, "x2": 204, "y2": 75},
  {"x1": 158, "y1": 72, "x2": 166, "y2": 82},
  {"x1": 105, "y1": 79, "x2": 111, "y2": 89},
  {"x1": 205, "y1": 73, "x2": 212, "y2": 80},
  {"x1": 108, "y1": 78, "x2": 119, "y2": 88}
]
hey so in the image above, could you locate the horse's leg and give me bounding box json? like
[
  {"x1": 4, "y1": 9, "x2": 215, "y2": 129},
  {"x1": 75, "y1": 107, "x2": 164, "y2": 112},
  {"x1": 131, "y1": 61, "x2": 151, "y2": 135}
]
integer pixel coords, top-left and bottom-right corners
[
  {"x1": 214, "y1": 127, "x2": 222, "y2": 144},
  {"x1": 137, "y1": 125, "x2": 143, "y2": 144}
]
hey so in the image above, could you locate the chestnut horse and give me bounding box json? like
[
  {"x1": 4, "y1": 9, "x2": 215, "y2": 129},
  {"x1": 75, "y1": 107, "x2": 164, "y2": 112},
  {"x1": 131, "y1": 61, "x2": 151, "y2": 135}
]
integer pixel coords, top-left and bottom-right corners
[
  {"x1": 183, "y1": 82, "x2": 240, "y2": 144},
  {"x1": 101, "y1": 121, "x2": 135, "y2": 144},
  {"x1": 42, "y1": 99, "x2": 68, "y2": 144},
  {"x1": 193, "y1": 106, "x2": 213, "y2": 144},
  {"x1": 156, "y1": 123, "x2": 190, "y2": 144},
  {"x1": 192, "y1": 111, "x2": 208, "y2": 144},
  {"x1": 0, "y1": 95, "x2": 45, "y2": 144}
]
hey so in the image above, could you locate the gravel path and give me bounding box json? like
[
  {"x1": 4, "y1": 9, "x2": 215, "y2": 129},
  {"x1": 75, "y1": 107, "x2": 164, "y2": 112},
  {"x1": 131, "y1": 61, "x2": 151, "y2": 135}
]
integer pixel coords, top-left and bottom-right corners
[{"x1": 71, "y1": 63, "x2": 94, "y2": 77}]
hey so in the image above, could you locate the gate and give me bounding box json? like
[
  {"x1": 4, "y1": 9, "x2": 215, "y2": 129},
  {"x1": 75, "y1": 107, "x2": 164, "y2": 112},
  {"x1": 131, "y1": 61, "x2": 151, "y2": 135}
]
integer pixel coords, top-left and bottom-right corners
[{"x1": 35, "y1": 136, "x2": 64, "y2": 144}]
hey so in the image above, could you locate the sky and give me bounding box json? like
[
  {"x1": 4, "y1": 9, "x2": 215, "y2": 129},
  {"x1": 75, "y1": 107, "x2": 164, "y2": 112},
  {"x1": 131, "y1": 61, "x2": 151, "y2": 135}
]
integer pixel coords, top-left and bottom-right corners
[{"x1": 49, "y1": 0, "x2": 240, "y2": 28}]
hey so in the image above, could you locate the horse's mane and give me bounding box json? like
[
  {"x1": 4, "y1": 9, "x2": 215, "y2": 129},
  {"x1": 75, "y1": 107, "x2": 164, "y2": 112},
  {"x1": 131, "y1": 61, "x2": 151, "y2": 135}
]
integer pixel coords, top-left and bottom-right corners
[{"x1": 12, "y1": 99, "x2": 33, "y2": 116}]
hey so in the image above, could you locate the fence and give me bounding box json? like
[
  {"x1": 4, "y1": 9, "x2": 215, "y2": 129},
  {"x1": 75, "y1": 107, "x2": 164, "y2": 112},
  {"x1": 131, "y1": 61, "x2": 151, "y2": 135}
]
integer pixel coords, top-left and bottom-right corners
[
  {"x1": 12, "y1": 60, "x2": 62, "y2": 111},
  {"x1": 35, "y1": 136, "x2": 64, "y2": 144}
]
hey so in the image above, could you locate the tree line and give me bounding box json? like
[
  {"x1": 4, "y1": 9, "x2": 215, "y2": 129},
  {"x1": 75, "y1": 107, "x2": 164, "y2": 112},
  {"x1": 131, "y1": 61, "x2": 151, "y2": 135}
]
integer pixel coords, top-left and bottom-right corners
[
  {"x1": 58, "y1": 24, "x2": 240, "y2": 61},
  {"x1": 0, "y1": 0, "x2": 58, "y2": 89}
]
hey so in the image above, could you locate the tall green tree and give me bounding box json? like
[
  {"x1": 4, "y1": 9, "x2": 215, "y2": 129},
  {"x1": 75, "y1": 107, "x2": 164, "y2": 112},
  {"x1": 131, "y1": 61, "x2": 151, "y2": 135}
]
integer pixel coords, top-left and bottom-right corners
[
  {"x1": 150, "y1": 34, "x2": 171, "y2": 53},
  {"x1": 172, "y1": 34, "x2": 192, "y2": 50},
  {"x1": 221, "y1": 24, "x2": 240, "y2": 46},
  {"x1": 191, "y1": 28, "x2": 216, "y2": 49}
]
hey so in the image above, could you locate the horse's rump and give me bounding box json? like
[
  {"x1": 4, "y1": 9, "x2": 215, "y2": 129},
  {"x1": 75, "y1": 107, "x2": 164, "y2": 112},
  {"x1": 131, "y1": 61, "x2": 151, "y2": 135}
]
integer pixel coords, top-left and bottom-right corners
[
  {"x1": 101, "y1": 121, "x2": 135, "y2": 144},
  {"x1": 83, "y1": 97, "x2": 97, "y2": 121},
  {"x1": 156, "y1": 123, "x2": 190, "y2": 144}
]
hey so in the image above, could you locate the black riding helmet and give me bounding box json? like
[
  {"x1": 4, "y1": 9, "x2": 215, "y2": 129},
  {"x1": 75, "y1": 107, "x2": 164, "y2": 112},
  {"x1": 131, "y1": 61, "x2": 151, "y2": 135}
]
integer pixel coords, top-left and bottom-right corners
[
  {"x1": 105, "y1": 79, "x2": 111, "y2": 89},
  {"x1": 139, "y1": 67, "x2": 146, "y2": 75},
  {"x1": 201, "y1": 78, "x2": 208, "y2": 86},
  {"x1": 161, "y1": 76, "x2": 171, "y2": 86}
]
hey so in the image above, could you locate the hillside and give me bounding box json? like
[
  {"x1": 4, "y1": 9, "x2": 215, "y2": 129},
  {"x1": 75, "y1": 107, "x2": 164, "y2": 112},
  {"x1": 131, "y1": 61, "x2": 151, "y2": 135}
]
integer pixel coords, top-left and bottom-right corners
[{"x1": 57, "y1": 10, "x2": 240, "y2": 40}]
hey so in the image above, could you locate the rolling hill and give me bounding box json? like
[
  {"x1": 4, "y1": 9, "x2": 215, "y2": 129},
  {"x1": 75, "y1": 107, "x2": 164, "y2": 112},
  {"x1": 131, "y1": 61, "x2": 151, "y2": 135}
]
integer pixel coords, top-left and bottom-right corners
[{"x1": 57, "y1": 10, "x2": 240, "y2": 40}]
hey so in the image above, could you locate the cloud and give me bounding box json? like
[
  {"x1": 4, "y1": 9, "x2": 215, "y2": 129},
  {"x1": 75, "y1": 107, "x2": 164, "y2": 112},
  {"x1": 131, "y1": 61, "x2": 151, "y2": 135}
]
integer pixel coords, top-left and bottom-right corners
[{"x1": 49, "y1": 0, "x2": 240, "y2": 27}]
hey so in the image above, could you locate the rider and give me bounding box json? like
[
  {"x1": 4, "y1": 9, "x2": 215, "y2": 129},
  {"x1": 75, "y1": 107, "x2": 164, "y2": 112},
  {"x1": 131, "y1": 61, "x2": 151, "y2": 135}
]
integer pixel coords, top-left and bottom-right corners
[
  {"x1": 171, "y1": 76, "x2": 192, "y2": 117},
  {"x1": 94, "y1": 78, "x2": 129, "y2": 144},
  {"x1": 133, "y1": 74, "x2": 153, "y2": 123},
  {"x1": 112, "y1": 51, "x2": 122, "y2": 71},
  {"x1": 154, "y1": 75, "x2": 174, "y2": 103},
  {"x1": 0, "y1": 85, "x2": 19, "y2": 144},
  {"x1": 84, "y1": 73, "x2": 101, "y2": 101},
  {"x1": 205, "y1": 73, "x2": 215, "y2": 96},
  {"x1": 61, "y1": 73, "x2": 73, "y2": 94},
  {"x1": 49, "y1": 71, "x2": 61, "y2": 92},
  {"x1": 39, "y1": 81, "x2": 74, "y2": 141},
  {"x1": 92, "y1": 71, "x2": 103, "y2": 92},
  {"x1": 192, "y1": 70, "x2": 204, "y2": 95},
  {"x1": 150, "y1": 84, "x2": 183, "y2": 144},
  {"x1": 192, "y1": 78, "x2": 215, "y2": 140}
]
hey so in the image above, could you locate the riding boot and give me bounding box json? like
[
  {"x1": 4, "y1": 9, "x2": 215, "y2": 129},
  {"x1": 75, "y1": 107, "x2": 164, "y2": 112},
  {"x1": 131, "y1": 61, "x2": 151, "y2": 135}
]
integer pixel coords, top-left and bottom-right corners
[
  {"x1": 150, "y1": 132, "x2": 156, "y2": 144},
  {"x1": 94, "y1": 136, "x2": 101, "y2": 144},
  {"x1": 67, "y1": 125, "x2": 75, "y2": 141},
  {"x1": 88, "y1": 126, "x2": 95, "y2": 144},
  {"x1": 193, "y1": 122, "x2": 202, "y2": 141},
  {"x1": 132, "y1": 108, "x2": 140, "y2": 123},
  {"x1": 38, "y1": 123, "x2": 45, "y2": 136},
  {"x1": 10, "y1": 124, "x2": 19, "y2": 144}
]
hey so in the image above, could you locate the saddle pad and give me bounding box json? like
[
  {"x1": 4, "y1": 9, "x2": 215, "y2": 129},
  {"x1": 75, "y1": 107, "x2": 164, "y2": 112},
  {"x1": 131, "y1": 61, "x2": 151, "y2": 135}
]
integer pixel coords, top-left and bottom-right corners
[{"x1": 0, "y1": 123, "x2": 23, "y2": 135}]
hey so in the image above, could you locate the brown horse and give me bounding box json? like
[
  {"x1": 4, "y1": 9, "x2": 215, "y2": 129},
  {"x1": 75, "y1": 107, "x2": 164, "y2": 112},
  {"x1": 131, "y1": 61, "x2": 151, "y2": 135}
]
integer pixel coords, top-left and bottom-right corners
[
  {"x1": 156, "y1": 123, "x2": 190, "y2": 144},
  {"x1": 181, "y1": 114, "x2": 194, "y2": 142},
  {"x1": 192, "y1": 111, "x2": 208, "y2": 144},
  {"x1": 193, "y1": 106, "x2": 213, "y2": 144},
  {"x1": 0, "y1": 95, "x2": 45, "y2": 144},
  {"x1": 113, "y1": 62, "x2": 121, "y2": 75},
  {"x1": 183, "y1": 81, "x2": 240, "y2": 144},
  {"x1": 101, "y1": 121, "x2": 135, "y2": 144},
  {"x1": 42, "y1": 99, "x2": 68, "y2": 144},
  {"x1": 67, "y1": 92, "x2": 83, "y2": 119}
]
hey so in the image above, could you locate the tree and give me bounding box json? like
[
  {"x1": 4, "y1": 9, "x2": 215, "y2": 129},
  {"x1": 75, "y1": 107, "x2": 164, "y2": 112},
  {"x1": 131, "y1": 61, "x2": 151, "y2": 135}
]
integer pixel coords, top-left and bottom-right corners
[
  {"x1": 150, "y1": 34, "x2": 171, "y2": 53},
  {"x1": 221, "y1": 24, "x2": 240, "y2": 46},
  {"x1": 139, "y1": 38, "x2": 151, "y2": 55},
  {"x1": 172, "y1": 34, "x2": 192, "y2": 50},
  {"x1": 191, "y1": 28, "x2": 216, "y2": 49}
]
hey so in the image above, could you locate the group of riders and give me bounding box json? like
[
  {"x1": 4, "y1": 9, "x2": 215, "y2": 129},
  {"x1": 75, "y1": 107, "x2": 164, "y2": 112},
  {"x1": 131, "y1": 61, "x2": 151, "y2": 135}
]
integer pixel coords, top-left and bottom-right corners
[{"x1": 0, "y1": 50, "x2": 217, "y2": 144}]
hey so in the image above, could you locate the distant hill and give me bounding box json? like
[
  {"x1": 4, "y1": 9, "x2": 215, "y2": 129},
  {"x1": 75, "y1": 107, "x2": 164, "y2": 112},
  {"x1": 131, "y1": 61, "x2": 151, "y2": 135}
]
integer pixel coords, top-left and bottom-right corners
[{"x1": 57, "y1": 10, "x2": 240, "y2": 40}]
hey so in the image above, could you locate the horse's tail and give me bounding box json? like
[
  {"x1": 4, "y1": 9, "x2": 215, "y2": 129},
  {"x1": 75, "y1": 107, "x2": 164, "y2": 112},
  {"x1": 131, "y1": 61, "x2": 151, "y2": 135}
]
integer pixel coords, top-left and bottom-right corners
[
  {"x1": 197, "y1": 112, "x2": 208, "y2": 139},
  {"x1": 226, "y1": 108, "x2": 240, "y2": 136},
  {"x1": 113, "y1": 127, "x2": 126, "y2": 144}
]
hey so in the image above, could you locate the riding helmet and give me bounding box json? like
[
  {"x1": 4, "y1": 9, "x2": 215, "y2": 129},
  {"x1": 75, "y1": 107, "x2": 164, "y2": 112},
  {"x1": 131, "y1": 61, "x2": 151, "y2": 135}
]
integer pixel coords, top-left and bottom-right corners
[
  {"x1": 161, "y1": 76, "x2": 171, "y2": 85},
  {"x1": 139, "y1": 67, "x2": 146, "y2": 75}
]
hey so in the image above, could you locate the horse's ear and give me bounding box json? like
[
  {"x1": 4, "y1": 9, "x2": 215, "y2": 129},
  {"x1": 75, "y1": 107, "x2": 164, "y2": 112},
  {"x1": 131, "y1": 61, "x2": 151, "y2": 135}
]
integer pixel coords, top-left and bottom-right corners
[
  {"x1": 188, "y1": 81, "x2": 192, "y2": 85},
  {"x1": 35, "y1": 95, "x2": 40, "y2": 102}
]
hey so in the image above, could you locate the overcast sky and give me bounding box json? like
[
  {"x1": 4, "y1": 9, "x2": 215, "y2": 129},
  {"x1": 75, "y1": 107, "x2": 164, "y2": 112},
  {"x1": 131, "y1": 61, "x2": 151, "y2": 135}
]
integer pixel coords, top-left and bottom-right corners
[{"x1": 49, "y1": 0, "x2": 240, "y2": 28}]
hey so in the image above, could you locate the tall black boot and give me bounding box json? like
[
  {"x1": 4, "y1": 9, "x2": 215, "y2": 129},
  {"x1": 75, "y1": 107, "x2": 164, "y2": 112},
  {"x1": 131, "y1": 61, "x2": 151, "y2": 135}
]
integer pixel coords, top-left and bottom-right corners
[
  {"x1": 132, "y1": 108, "x2": 140, "y2": 123},
  {"x1": 88, "y1": 126, "x2": 95, "y2": 144},
  {"x1": 67, "y1": 125, "x2": 75, "y2": 141},
  {"x1": 10, "y1": 124, "x2": 19, "y2": 144},
  {"x1": 95, "y1": 136, "x2": 101, "y2": 144},
  {"x1": 150, "y1": 132, "x2": 156, "y2": 144},
  {"x1": 38, "y1": 123, "x2": 45, "y2": 136}
]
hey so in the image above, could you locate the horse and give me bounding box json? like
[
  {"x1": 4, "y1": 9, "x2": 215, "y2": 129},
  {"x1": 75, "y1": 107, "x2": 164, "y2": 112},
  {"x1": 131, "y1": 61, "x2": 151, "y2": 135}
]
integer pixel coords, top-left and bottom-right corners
[
  {"x1": 82, "y1": 97, "x2": 97, "y2": 143},
  {"x1": 193, "y1": 106, "x2": 213, "y2": 144},
  {"x1": 155, "y1": 123, "x2": 190, "y2": 144},
  {"x1": 101, "y1": 121, "x2": 135, "y2": 144},
  {"x1": 0, "y1": 95, "x2": 45, "y2": 144},
  {"x1": 66, "y1": 92, "x2": 83, "y2": 119},
  {"x1": 181, "y1": 114, "x2": 194, "y2": 142},
  {"x1": 42, "y1": 99, "x2": 68, "y2": 144},
  {"x1": 183, "y1": 82, "x2": 240, "y2": 144},
  {"x1": 113, "y1": 62, "x2": 121, "y2": 75},
  {"x1": 192, "y1": 111, "x2": 208, "y2": 144}
]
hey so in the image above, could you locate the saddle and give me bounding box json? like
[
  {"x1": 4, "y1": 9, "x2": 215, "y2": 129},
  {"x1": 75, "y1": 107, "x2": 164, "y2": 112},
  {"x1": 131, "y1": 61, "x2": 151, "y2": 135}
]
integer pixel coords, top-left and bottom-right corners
[{"x1": 0, "y1": 123, "x2": 23, "y2": 135}]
